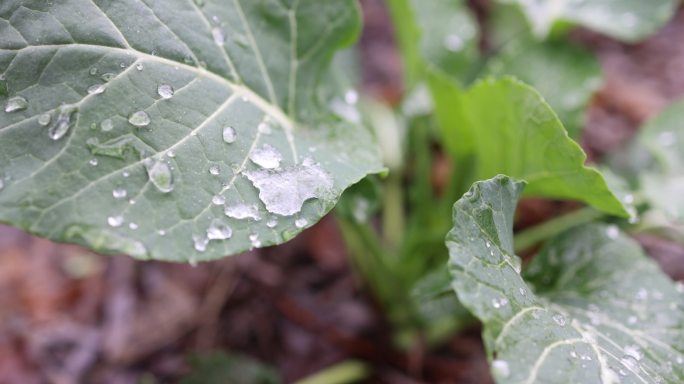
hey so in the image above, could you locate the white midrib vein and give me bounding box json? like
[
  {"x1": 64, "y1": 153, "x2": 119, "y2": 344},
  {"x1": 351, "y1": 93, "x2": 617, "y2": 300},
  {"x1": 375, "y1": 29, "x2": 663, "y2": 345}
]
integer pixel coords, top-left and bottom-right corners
[{"x1": 4, "y1": 43, "x2": 295, "y2": 133}]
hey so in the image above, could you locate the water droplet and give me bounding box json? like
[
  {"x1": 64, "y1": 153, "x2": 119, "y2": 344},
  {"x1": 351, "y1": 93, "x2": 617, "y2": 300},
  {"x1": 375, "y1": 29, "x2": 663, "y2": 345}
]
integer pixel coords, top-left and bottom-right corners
[
  {"x1": 485, "y1": 241, "x2": 491, "y2": 248},
  {"x1": 48, "y1": 105, "x2": 78, "y2": 141},
  {"x1": 87, "y1": 84, "x2": 106, "y2": 95},
  {"x1": 676, "y1": 356, "x2": 684, "y2": 365},
  {"x1": 5, "y1": 96, "x2": 27, "y2": 113},
  {"x1": 112, "y1": 188, "x2": 127, "y2": 199},
  {"x1": 249, "y1": 144, "x2": 282, "y2": 169},
  {"x1": 89, "y1": 158, "x2": 98, "y2": 166},
  {"x1": 158, "y1": 229, "x2": 167, "y2": 236},
  {"x1": 206, "y1": 219, "x2": 232, "y2": 240},
  {"x1": 243, "y1": 158, "x2": 334, "y2": 216},
  {"x1": 627, "y1": 316, "x2": 637, "y2": 324},
  {"x1": 193, "y1": 234, "x2": 208, "y2": 252},
  {"x1": 212, "y1": 195, "x2": 226, "y2": 205},
  {"x1": 295, "y1": 218, "x2": 308, "y2": 228},
  {"x1": 101, "y1": 118, "x2": 114, "y2": 132},
  {"x1": 491, "y1": 360, "x2": 510, "y2": 378},
  {"x1": 212, "y1": 27, "x2": 225, "y2": 45},
  {"x1": 222, "y1": 126, "x2": 237, "y2": 143},
  {"x1": 491, "y1": 297, "x2": 508, "y2": 309},
  {"x1": 249, "y1": 233, "x2": 261, "y2": 248},
  {"x1": 623, "y1": 194, "x2": 635, "y2": 205},
  {"x1": 624, "y1": 345, "x2": 642, "y2": 361},
  {"x1": 621, "y1": 355, "x2": 639, "y2": 372},
  {"x1": 519, "y1": 287, "x2": 526, "y2": 296},
  {"x1": 444, "y1": 34, "x2": 464, "y2": 52},
  {"x1": 344, "y1": 90, "x2": 358, "y2": 105},
  {"x1": 658, "y1": 131, "x2": 677, "y2": 147},
  {"x1": 89, "y1": 67, "x2": 98, "y2": 75},
  {"x1": 122, "y1": 171, "x2": 130, "y2": 178},
  {"x1": 107, "y1": 215, "x2": 124, "y2": 227},
  {"x1": 636, "y1": 288, "x2": 648, "y2": 300},
  {"x1": 258, "y1": 121, "x2": 272, "y2": 135},
  {"x1": 38, "y1": 113, "x2": 51, "y2": 126},
  {"x1": 157, "y1": 84, "x2": 174, "y2": 99},
  {"x1": 166, "y1": 150, "x2": 176, "y2": 158},
  {"x1": 266, "y1": 218, "x2": 278, "y2": 228},
  {"x1": 144, "y1": 158, "x2": 174, "y2": 193},
  {"x1": 224, "y1": 203, "x2": 261, "y2": 220},
  {"x1": 552, "y1": 314, "x2": 566, "y2": 326},
  {"x1": 101, "y1": 73, "x2": 115, "y2": 82},
  {"x1": 129, "y1": 222, "x2": 138, "y2": 230},
  {"x1": 135, "y1": 63, "x2": 144, "y2": 71},
  {"x1": 606, "y1": 225, "x2": 619, "y2": 239},
  {"x1": 209, "y1": 165, "x2": 221, "y2": 175},
  {"x1": 128, "y1": 111, "x2": 150, "y2": 127}
]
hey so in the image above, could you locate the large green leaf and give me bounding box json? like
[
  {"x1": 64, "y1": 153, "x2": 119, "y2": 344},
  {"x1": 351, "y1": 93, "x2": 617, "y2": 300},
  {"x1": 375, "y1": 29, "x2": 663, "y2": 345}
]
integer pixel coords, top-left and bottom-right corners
[
  {"x1": 500, "y1": 0, "x2": 678, "y2": 42},
  {"x1": 0, "y1": 0, "x2": 382, "y2": 262},
  {"x1": 447, "y1": 175, "x2": 684, "y2": 383},
  {"x1": 485, "y1": 5, "x2": 602, "y2": 138},
  {"x1": 431, "y1": 77, "x2": 627, "y2": 217}
]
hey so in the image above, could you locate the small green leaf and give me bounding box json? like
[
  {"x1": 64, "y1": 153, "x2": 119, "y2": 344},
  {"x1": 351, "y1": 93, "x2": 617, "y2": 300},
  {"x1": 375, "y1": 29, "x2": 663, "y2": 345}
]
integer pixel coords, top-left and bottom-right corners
[
  {"x1": 181, "y1": 352, "x2": 280, "y2": 384},
  {"x1": 500, "y1": 0, "x2": 678, "y2": 42},
  {"x1": 0, "y1": 1, "x2": 382, "y2": 262},
  {"x1": 447, "y1": 175, "x2": 684, "y2": 383},
  {"x1": 431, "y1": 77, "x2": 627, "y2": 217}
]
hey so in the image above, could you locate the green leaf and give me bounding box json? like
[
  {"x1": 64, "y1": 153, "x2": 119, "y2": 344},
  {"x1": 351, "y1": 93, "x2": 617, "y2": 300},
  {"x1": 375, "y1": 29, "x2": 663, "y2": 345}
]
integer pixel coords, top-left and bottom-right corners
[
  {"x1": 0, "y1": 1, "x2": 382, "y2": 262},
  {"x1": 431, "y1": 77, "x2": 627, "y2": 217},
  {"x1": 500, "y1": 0, "x2": 678, "y2": 42},
  {"x1": 486, "y1": 6, "x2": 602, "y2": 138},
  {"x1": 447, "y1": 175, "x2": 684, "y2": 383}
]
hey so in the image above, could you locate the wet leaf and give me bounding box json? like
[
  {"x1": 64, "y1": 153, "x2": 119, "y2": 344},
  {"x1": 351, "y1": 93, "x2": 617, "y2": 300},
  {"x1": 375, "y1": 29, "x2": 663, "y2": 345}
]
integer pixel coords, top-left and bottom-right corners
[
  {"x1": 447, "y1": 175, "x2": 684, "y2": 383},
  {"x1": 0, "y1": 0, "x2": 382, "y2": 262}
]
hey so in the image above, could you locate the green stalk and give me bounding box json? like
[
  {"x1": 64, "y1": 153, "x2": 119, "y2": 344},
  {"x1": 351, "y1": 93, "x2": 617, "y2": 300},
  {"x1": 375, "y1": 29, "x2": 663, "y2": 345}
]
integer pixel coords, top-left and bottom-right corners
[
  {"x1": 293, "y1": 360, "x2": 368, "y2": 384},
  {"x1": 513, "y1": 207, "x2": 603, "y2": 253}
]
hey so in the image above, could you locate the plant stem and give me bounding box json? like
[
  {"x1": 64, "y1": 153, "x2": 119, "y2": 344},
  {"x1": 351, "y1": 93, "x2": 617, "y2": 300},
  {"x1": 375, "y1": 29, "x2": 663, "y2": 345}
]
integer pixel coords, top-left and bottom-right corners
[{"x1": 513, "y1": 207, "x2": 603, "y2": 253}]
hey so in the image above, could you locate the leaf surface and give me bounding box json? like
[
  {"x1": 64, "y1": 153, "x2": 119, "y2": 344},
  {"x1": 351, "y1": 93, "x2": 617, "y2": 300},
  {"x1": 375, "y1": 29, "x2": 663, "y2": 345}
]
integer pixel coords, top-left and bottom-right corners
[
  {"x1": 0, "y1": 0, "x2": 382, "y2": 262},
  {"x1": 447, "y1": 175, "x2": 684, "y2": 383},
  {"x1": 431, "y1": 77, "x2": 627, "y2": 217},
  {"x1": 500, "y1": 0, "x2": 678, "y2": 42}
]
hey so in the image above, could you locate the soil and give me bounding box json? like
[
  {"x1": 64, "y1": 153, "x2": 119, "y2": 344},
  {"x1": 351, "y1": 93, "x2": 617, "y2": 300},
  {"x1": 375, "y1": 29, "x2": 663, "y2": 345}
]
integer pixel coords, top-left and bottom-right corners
[{"x1": 1, "y1": 2, "x2": 684, "y2": 383}]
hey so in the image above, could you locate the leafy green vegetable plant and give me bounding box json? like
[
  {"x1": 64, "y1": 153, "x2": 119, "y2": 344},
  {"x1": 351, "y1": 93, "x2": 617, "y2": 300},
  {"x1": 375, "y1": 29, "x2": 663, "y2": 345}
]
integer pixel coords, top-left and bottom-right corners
[{"x1": 1, "y1": 1, "x2": 683, "y2": 383}]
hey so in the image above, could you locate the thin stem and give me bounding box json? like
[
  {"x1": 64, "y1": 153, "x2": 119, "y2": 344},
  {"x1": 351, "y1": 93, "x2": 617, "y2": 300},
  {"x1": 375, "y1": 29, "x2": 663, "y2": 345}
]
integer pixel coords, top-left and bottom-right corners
[{"x1": 514, "y1": 207, "x2": 603, "y2": 253}]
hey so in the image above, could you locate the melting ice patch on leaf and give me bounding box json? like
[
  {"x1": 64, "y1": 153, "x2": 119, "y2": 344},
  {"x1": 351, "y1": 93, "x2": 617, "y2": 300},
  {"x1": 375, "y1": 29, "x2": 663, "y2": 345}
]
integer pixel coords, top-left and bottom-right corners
[
  {"x1": 446, "y1": 175, "x2": 684, "y2": 383},
  {"x1": 244, "y1": 158, "x2": 334, "y2": 216}
]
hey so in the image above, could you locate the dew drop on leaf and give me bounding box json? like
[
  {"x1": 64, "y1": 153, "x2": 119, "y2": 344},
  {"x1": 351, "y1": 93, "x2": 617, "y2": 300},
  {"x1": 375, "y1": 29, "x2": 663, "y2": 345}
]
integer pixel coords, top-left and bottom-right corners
[
  {"x1": 249, "y1": 144, "x2": 282, "y2": 169},
  {"x1": 48, "y1": 105, "x2": 78, "y2": 141},
  {"x1": 89, "y1": 67, "x2": 98, "y2": 75},
  {"x1": 144, "y1": 158, "x2": 174, "y2": 193},
  {"x1": 552, "y1": 314, "x2": 566, "y2": 326},
  {"x1": 107, "y1": 215, "x2": 124, "y2": 227},
  {"x1": 344, "y1": 90, "x2": 359, "y2": 105},
  {"x1": 193, "y1": 234, "x2": 208, "y2": 252},
  {"x1": 209, "y1": 165, "x2": 220, "y2": 175},
  {"x1": 5, "y1": 96, "x2": 27, "y2": 113},
  {"x1": 249, "y1": 233, "x2": 261, "y2": 247},
  {"x1": 112, "y1": 188, "x2": 127, "y2": 199},
  {"x1": 129, "y1": 222, "x2": 138, "y2": 230},
  {"x1": 38, "y1": 113, "x2": 51, "y2": 126},
  {"x1": 606, "y1": 225, "x2": 619, "y2": 239},
  {"x1": 258, "y1": 121, "x2": 272, "y2": 135},
  {"x1": 491, "y1": 360, "x2": 510, "y2": 378},
  {"x1": 89, "y1": 158, "x2": 98, "y2": 166},
  {"x1": 157, "y1": 84, "x2": 174, "y2": 99},
  {"x1": 621, "y1": 355, "x2": 640, "y2": 372},
  {"x1": 101, "y1": 118, "x2": 113, "y2": 132},
  {"x1": 212, "y1": 27, "x2": 225, "y2": 46},
  {"x1": 266, "y1": 218, "x2": 278, "y2": 228},
  {"x1": 222, "y1": 126, "x2": 237, "y2": 143},
  {"x1": 101, "y1": 73, "x2": 115, "y2": 82},
  {"x1": 206, "y1": 219, "x2": 232, "y2": 240},
  {"x1": 295, "y1": 218, "x2": 308, "y2": 228},
  {"x1": 443, "y1": 34, "x2": 464, "y2": 52},
  {"x1": 491, "y1": 297, "x2": 508, "y2": 309},
  {"x1": 87, "y1": 84, "x2": 105, "y2": 95},
  {"x1": 211, "y1": 195, "x2": 225, "y2": 206},
  {"x1": 243, "y1": 158, "x2": 334, "y2": 216},
  {"x1": 224, "y1": 203, "x2": 261, "y2": 220},
  {"x1": 135, "y1": 63, "x2": 144, "y2": 71},
  {"x1": 128, "y1": 111, "x2": 150, "y2": 127},
  {"x1": 166, "y1": 150, "x2": 176, "y2": 158}
]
